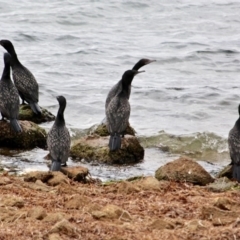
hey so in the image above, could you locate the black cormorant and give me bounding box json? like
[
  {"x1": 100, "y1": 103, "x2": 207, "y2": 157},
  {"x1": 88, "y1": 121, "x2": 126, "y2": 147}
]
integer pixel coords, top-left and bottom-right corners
[
  {"x1": 0, "y1": 39, "x2": 41, "y2": 115},
  {"x1": 228, "y1": 104, "x2": 240, "y2": 182},
  {"x1": 105, "y1": 59, "x2": 155, "y2": 110},
  {"x1": 106, "y1": 70, "x2": 144, "y2": 151},
  {"x1": 47, "y1": 96, "x2": 70, "y2": 171},
  {"x1": 0, "y1": 53, "x2": 22, "y2": 132}
]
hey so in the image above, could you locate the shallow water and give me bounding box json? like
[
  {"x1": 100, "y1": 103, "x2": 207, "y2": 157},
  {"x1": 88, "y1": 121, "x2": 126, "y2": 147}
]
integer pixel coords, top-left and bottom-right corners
[{"x1": 0, "y1": 0, "x2": 239, "y2": 180}]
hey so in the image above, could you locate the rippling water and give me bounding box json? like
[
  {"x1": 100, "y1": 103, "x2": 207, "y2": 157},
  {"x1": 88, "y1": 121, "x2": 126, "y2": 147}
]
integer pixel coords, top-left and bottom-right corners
[{"x1": 1, "y1": 0, "x2": 240, "y2": 180}]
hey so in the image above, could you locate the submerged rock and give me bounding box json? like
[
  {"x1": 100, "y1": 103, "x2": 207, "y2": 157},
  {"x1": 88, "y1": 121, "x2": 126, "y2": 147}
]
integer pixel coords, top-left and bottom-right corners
[
  {"x1": 70, "y1": 134, "x2": 144, "y2": 164},
  {"x1": 92, "y1": 123, "x2": 135, "y2": 137},
  {"x1": 155, "y1": 156, "x2": 214, "y2": 186},
  {"x1": 0, "y1": 120, "x2": 47, "y2": 149},
  {"x1": 19, "y1": 104, "x2": 55, "y2": 124}
]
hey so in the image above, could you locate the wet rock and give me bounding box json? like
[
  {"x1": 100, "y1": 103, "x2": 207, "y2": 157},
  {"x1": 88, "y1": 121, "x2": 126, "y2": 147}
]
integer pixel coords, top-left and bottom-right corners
[
  {"x1": 216, "y1": 164, "x2": 232, "y2": 179},
  {"x1": 0, "y1": 120, "x2": 47, "y2": 149},
  {"x1": 70, "y1": 134, "x2": 144, "y2": 164},
  {"x1": 148, "y1": 219, "x2": 175, "y2": 230},
  {"x1": 155, "y1": 156, "x2": 214, "y2": 186},
  {"x1": 28, "y1": 206, "x2": 47, "y2": 220},
  {"x1": 93, "y1": 123, "x2": 135, "y2": 137},
  {"x1": 19, "y1": 104, "x2": 55, "y2": 124},
  {"x1": 65, "y1": 195, "x2": 91, "y2": 209},
  {"x1": 49, "y1": 219, "x2": 78, "y2": 237},
  {"x1": 201, "y1": 206, "x2": 239, "y2": 226},
  {"x1": 61, "y1": 166, "x2": 89, "y2": 182},
  {"x1": 206, "y1": 177, "x2": 237, "y2": 192},
  {"x1": 92, "y1": 204, "x2": 132, "y2": 221}
]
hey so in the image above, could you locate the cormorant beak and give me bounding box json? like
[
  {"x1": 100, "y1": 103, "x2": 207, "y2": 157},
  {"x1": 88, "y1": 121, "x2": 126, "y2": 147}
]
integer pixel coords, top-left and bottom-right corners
[
  {"x1": 134, "y1": 70, "x2": 145, "y2": 76},
  {"x1": 146, "y1": 59, "x2": 156, "y2": 65}
]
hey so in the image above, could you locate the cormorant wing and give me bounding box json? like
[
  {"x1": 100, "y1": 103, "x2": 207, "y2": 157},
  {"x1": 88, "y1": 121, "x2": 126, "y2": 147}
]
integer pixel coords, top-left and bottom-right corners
[
  {"x1": 228, "y1": 126, "x2": 240, "y2": 165},
  {"x1": 105, "y1": 80, "x2": 122, "y2": 110},
  {"x1": 13, "y1": 65, "x2": 39, "y2": 103}
]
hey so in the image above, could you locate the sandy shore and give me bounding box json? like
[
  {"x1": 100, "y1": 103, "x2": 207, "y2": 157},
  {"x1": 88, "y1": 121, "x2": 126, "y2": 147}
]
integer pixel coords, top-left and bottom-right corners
[{"x1": 0, "y1": 172, "x2": 240, "y2": 240}]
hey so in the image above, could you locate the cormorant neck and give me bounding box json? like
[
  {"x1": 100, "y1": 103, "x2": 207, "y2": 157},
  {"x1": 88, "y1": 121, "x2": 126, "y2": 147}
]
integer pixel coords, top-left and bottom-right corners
[
  {"x1": 10, "y1": 53, "x2": 20, "y2": 67},
  {"x1": 5, "y1": 47, "x2": 20, "y2": 66},
  {"x1": 132, "y1": 60, "x2": 144, "y2": 71},
  {"x1": 121, "y1": 77, "x2": 132, "y2": 95},
  {"x1": 1, "y1": 64, "x2": 11, "y2": 80},
  {"x1": 236, "y1": 118, "x2": 240, "y2": 129},
  {"x1": 55, "y1": 107, "x2": 65, "y2": 126}
]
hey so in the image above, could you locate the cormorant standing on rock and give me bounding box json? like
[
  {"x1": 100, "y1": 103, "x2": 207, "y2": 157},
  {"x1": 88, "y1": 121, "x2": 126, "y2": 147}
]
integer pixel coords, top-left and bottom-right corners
[
  {"x1": 105, "y1": 59, "x2": 155, "y2": 110},
  {"x1": 0, "y1": 39, "x2": 41, "y2": 115},
  {"x1": 0, "y1": 53, "x2": 22, "y2": 133},
  {"x1": 106, "y1": 70, "x2": 144, "y2": 151},
  {"x1": 228, "y1": 104, "x2": 240, "y2": 182},
  {"x1": 47, "y1": 96, "x2": 70, "y2": 171}
]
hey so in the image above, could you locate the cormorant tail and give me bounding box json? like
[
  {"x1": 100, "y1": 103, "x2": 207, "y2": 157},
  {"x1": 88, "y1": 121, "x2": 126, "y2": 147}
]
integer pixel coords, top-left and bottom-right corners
[
  {"x1": 29, "y1": 102, "x2": 42, "y2": 115},
  {"x1": 50, "y1": 161, "x2": 61, "y2": 171},
  {"x1": 109, "y1": 133, "x2": 121, "y2": 151},
  {"x1": 233, "y1": 164, "x2": 240, "y2": 182},
  {"x1": 10, "y1": 119, "x2": 22, "y2": 133}
]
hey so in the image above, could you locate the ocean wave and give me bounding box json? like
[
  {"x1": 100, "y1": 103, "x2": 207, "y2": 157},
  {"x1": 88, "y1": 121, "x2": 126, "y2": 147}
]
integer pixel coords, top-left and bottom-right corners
[{"x1": 139, "y1": 131, "x2": 229, "y2": 162}]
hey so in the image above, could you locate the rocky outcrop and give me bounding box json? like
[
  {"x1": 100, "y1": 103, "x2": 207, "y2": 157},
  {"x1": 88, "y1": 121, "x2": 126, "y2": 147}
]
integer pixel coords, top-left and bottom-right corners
[
  {"x1": 0, "y1": 120, "x2": 47, "y2": 149},
  {"x1": 70, "y1": 134, "x2": 144, "y2": 164},
  {"x1": 155, "y1": 156, "x2": 214, "y2": 186},
  {"x1": 92, "y1": 123, "x2": 135, "y2": 137},
  {"x1": 19, "y1": 104, "x2": 55, "y2": 124}
]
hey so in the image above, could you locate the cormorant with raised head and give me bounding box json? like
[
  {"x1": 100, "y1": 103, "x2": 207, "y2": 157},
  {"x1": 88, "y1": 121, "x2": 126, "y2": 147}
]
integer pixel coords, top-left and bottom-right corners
[
  {"x1": 0, "y1": 53, "x2": 22, "y2": 132},
  {"x1": 0, "y1": 39, "x2": 41, "y2": 115},
  {"x1": 105, "y1": 59, "x2": 155, "y2": 110},
  {"x1": 47, "y1": 96, "x2": 70, "y2": 171},
  {"x1": 106, "y1": 70, "x2": 144, "y2": 151},
  {"x1": 228, "y1": 104, "x2": 240, "y2": 182}
]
